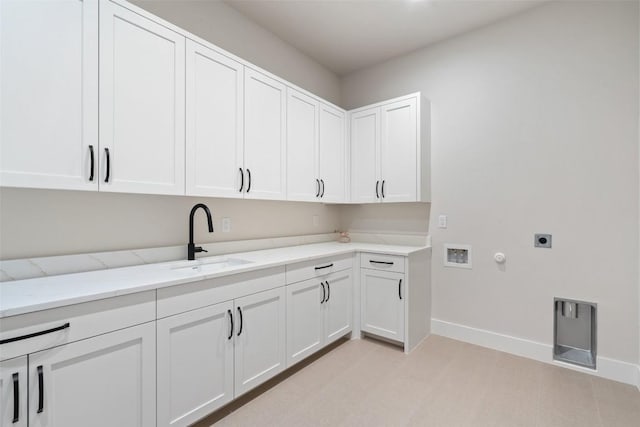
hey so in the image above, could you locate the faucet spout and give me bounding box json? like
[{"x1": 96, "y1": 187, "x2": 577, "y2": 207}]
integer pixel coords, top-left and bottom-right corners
[{"x1": 188, "y1": 203, "x2": 214, "y2": 260}]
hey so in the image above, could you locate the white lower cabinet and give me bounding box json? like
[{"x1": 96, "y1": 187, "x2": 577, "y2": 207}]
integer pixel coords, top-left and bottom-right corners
[
  {"x1": 157, "y1": 302, "x2": 234, "y2": 427},
  {"x1": 0, "y1": 356, "x2": 28, "y2": 427},
  {"x1": 361, "y1": 269, "x2": 405, "y2": 343},
  {"x1": 286, "y1": 269, "x2": 352, "y2": 367},
  {"x1": 156, "y1": 286, "x2": 286, "y2": 427},
  {"x1": 234, "y1": 288, "x2": 286, "y2": 396},
  {"x1": 324, "y1": 270, "x2": 353, "y2": 344},
  {"x1": 286, "y1": 280, "x2": 323, "y2": 364},
  {"x1": 28, "y1": 322, "x2": 156, "y2": 427}
]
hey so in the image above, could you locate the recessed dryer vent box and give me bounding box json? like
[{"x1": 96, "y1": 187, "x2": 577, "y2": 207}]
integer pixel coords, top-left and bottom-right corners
[
  {"x1": 443, "y1": 244, "x2": 472, "y2": 269},
  {"x1": 553, "y1": 298, "x2": 597, "y2": 369}
]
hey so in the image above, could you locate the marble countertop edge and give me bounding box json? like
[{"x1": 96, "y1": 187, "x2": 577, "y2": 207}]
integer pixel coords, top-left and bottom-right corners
[{"x1": 0, "y1": 241, "x2": 430, "y2": 318}]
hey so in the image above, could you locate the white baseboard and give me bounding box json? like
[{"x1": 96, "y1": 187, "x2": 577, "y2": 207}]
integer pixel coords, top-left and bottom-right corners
[{"x1": 431, "y1": 319, "x2": 640, "y2": 388}]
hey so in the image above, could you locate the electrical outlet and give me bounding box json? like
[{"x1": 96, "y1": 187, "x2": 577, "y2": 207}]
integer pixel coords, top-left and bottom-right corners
[
  {"x1": 222, "y1": 217, "x2": 231, "y2": 233},
  {"x1": 534, "y1": 233, "x2": 552, "y2": 248},
  {"x1": 313, "y1": 215, "x2": 319, "y2": 227},
  {"x1": 438, "y1": 215, "x2": 447, "y2": 228}
]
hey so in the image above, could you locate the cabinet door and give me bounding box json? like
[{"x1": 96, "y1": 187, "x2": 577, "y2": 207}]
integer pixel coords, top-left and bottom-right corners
[
  {"x1": 318, "y1": 104, "x2": 346, "y2": 203},
  {"x1": 28, "y1": 322, "x2": 156, "y2": 427},
  {"x1": 324, "y1": 270, "x2": 353, "y2": 345},
  {"x1": 186, "y1": 40, "x2": 244, "y2": 198},
  {"x1": 234, "y1": 287, "x2": 286, "y2": 397},
  {"x1": 350, "y1": 108, "x2": 380, "y2": 203},
  {"x1": 0, "y1": 0, "x2": 98, "y2": 191},
  {"x1": 285, "y1": 279, "x2": 323, "y2": 366},
  {"x1": 286, "y1": 89, "x2": 319, "y2": 202},
  {"x1": 244, "y1": 68, "x2": 287, "y2": 200},
  {"x1": 157, "y1": 301, "x2": 234, "y2": 427},
  {"x1": 0, "y1": 356, "x2": 27, "y2": 427},
  {"x1": 100, "y1": 1, "x2": 185, "y2": 195},
  {"x1": 361, "y1": 269, "x2": 405, "y2": 342},
  {"x1": 380, "y1": 97, "x2": 417, "y2": 202}
]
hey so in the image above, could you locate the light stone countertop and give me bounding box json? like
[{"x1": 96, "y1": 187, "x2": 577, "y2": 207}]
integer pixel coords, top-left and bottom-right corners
[{"x1": 0, "y1": 241, "x2": 429, "y2": 318}]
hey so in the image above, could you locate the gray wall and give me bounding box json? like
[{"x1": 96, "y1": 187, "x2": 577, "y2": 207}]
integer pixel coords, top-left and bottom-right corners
[
  {"x1": 130, "y1": 0, "x2": 341, "y2": 105},
  {"x1": 0, "y1": 188, "x2": 340, "y2": 259},
  {"x1": 341, "y1": 1, "x2": 639, "y2": 364}
]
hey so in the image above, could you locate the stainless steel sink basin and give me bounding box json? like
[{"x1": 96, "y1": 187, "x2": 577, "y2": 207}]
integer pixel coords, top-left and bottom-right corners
[{"x1": 170, "y1": 257, "x2": 253, "y2": 274}]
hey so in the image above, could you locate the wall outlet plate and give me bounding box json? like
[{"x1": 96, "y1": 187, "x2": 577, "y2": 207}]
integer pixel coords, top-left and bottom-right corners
[{"x1": 535, "y1": 233, "x2": 552, "y2": 248}]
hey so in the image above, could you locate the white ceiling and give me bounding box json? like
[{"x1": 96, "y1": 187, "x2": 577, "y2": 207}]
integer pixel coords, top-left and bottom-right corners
[{"x1": 224, "y1": 0, "x2": 545, "y2": 75}]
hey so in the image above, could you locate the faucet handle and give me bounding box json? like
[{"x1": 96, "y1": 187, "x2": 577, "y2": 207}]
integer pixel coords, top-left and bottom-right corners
[{"x1": 201, "y1": 248, "x2": 208, "y2": 253}]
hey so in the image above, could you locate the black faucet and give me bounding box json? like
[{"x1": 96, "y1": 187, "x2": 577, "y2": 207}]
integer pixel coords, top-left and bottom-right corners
[{"x1": 188, "y1": 203, "x2": 214, "y2": 260}]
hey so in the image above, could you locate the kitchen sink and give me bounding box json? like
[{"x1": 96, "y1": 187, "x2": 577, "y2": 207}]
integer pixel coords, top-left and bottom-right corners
[{"x1": 170, "y1": 257, "x2": 253, "y2": 273}]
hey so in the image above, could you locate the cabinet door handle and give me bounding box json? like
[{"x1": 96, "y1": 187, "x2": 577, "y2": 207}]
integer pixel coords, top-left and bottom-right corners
[
  {"x1": 239, "y1": 168, "x2": 244, "y2": 192},
  {"x1": 325, "y1": 280, "x2": 330, "y2": 302},
  {"x1": 88, "y1": 145, "x2": 95, "y2": 181},
  {"x1": 320, "y1": 179, "x2": 325, "y2": 198},
  {"x1": 12, "y1": 372, "x2": 19, "y2": 423},
  {"x1": 37, "y1": 365, "x2": 44, "y2": 413},
  {"x1": 381, "y1": 180, "x2": 386, "y2": 198},
  {"x1": 314, "y1": 263, "x2": 333, "y2": 271},
  {"x1": 237, "y1": 307, "x2": 243, "y2": 336},
  {"x1": 369, "y1": 260, "x2": 394, "y2": 266},
  {"x1": 316, "y1": 179, "x2": 320, "y2": 197},
  {"x1": 398, "y1": 279, "x2": 403, "y2": 300},
  {"x1": 246, "y1": 169, "x2": 251, "y2": 193},
  {"x1": 104, "y1": 148, "x2": 111, "y2": 183},
  {"x1": 227, "y1": 309, "x2": 234, "y2": 340},
  {"x1": 320, "y1": 282, "x2": 326, "y2": 304},
  {"x1": 375, "y1": 180, "x2": 380, "y2": 198},
  {"x1": 0, "y1": 322, "x2": 70, "y2": 345}
]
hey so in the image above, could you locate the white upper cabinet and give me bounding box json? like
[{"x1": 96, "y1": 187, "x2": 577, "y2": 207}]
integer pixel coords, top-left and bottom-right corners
[
  {"x1": 350, "y1": 93, "x2": 430, "y2": 203},
  {"x1": 318, "y1": 103, "x2": 347, "y2": 203},
  {"x1": 286, "y1": 89, "x2": 319, "y2": 202},
  {"x1": 186, "y1": 40, "x2": 244, "y2": 198},
  {"x1": 380, "y1": 97, "x2": 418, "y2": 202},
  {"x1": 100, "y1": 1, "x2": 185, "y2": 195},
  {"x1": 286, "y1": 90, "x2": 346, "y2": 203},
  {"x1": 0, "y1": 0, "x2": 98, "y2": 191},
  {"x1": 244, "y1": 68, "x2": 287, "y2": 200},
  {"x1": 350, "y1": 108, "x2": 380, "y2": 203},
  {"x1": 2, "y1": 0, "x2": 428, "y2": 204}
]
